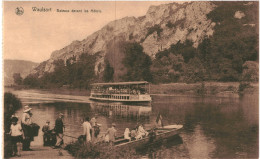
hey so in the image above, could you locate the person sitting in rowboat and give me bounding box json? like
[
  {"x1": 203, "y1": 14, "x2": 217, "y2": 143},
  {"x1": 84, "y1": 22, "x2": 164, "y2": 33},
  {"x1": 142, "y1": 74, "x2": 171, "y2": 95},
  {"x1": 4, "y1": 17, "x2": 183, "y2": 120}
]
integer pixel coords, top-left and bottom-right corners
[
  {"x1": 136, "y1": 124, "x2": 148, "y2": 140},
  {"x1": 124, "y1": 128, "x2": 131, "y2": 141},
  {"x1": 130, "y1": 129, "x2": 136, "y2": 140},
  {"x1": 106, "y1": 123, "x2": 117, "y2": 145}
]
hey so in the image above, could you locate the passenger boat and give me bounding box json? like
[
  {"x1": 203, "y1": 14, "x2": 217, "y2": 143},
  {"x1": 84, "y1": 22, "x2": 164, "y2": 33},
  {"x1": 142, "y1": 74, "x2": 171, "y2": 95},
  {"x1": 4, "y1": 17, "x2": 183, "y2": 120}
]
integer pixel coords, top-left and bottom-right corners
[
  {"x1": 114, "y1": 125, "x2": 183, "y2": 148},
  {"x1": 89, "y1": 81, "x2": 152, "y2": 102}
]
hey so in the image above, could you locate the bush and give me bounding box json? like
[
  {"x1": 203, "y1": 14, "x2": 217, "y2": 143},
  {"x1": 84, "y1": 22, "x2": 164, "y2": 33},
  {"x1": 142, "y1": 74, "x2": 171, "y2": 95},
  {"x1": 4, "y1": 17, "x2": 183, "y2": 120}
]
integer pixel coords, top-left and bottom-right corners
[
  {"x1": 238, "y1": 82, "x2": 251, "y2": 93},
  {"x1": 146, "y1": 25, "x2": 163, "y2": 38},
  {"x1": 166, "y1": 21, "x2": 174, "y2": 28},
  {"x1": 4, "y1": 92, "x2": 22, "y2": 158},
  {"x1": 196, "y1": 82, "x2": 206, "y2": 96},
  {"x1": 65, "y1": 141, "x2": 139, "y2": 158}
]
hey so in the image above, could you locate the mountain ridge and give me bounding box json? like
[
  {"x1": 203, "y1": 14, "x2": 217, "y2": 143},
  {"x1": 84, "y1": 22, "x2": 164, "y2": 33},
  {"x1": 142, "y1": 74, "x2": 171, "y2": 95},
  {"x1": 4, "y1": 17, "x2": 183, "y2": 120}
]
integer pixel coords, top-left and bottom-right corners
[
  {"x1": 4, "y1": 59, "x2": 39, "y2": 86},
  {"x1": 32, "y1": 1, "x2": 216, "y2": 76}
]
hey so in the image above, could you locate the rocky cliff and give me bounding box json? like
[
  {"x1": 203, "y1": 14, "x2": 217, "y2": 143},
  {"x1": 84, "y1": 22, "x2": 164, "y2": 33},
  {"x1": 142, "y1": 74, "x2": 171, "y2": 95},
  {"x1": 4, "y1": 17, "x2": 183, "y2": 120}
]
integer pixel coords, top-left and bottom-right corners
[{"x1": 33, "y1": 2, "x2": 217, "y2": 76}]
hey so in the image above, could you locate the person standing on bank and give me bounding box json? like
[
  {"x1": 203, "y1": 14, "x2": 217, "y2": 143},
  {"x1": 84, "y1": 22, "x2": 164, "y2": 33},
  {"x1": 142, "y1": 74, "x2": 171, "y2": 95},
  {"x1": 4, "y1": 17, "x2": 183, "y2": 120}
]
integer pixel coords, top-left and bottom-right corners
[
  {"x1": 83, "y1": 117, "x2": 92, "y2": 143},
  {"x1": 21, "y1": 105, "x2": 33, "y2": 151},
  {"x1": 9, "y1": 116, "x2": 23, "y2": 156},
  {"x1": 54, "y1": 113, "x2": 65, "y2": 148},
  {"x1": 42, "y1": 120, "x2": 51, "y2": 146}
]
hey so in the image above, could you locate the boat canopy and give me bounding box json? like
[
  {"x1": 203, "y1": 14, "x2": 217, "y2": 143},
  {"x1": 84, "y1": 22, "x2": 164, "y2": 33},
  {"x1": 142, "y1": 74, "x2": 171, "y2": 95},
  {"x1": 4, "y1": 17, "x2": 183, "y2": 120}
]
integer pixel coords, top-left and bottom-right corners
[{"x1": 91, "y1": 81, "x2": 149, "y2": 86}]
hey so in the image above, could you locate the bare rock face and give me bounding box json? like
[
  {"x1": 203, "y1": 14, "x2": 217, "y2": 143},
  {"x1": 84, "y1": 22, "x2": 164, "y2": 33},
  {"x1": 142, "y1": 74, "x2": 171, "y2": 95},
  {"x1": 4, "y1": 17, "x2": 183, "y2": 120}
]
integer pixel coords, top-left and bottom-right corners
[{"x1": 34, "y1": 1, "x2": 217, "y2": 77}]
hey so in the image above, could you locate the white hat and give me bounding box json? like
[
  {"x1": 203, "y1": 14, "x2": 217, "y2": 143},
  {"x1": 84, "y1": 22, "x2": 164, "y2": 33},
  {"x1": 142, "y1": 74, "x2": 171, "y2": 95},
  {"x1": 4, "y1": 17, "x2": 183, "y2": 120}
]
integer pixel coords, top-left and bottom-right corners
[{"x1": 24, "y1": 105, "x2": 32, "y2": 113}]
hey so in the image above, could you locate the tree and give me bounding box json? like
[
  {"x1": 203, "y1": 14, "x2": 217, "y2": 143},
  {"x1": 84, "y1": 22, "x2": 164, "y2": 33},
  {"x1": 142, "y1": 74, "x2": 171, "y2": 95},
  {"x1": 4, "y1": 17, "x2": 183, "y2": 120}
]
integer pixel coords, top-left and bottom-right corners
[
  {"x1": 241, "y1": 61, "x2": 258, "y2": 82},
  {"x1": 121, "y1": 42, "x2": 153, "y2": 82},
  {"x1": 23, "y1": 74, "x2": 39, "y2": 87},
  {"x1": 13, "y1": 73, "x2": 23, "y2": 85},
  {"x1": 103, "y1": 59, "x2": 114, "y2": 82}
]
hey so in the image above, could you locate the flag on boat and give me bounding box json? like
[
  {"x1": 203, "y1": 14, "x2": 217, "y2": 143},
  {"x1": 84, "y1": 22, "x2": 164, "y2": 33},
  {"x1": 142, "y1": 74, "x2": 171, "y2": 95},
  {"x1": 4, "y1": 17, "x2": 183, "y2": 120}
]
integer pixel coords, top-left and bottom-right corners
[{"x1": 156, "y1": 113, "x2": 164, "y2": 127}]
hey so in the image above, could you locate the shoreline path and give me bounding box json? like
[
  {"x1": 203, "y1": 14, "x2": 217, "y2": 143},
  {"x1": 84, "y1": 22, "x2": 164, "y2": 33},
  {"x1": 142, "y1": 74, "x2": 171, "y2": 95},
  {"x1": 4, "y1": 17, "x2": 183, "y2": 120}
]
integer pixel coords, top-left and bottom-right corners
[{"x1": 11, "y1": 145, "x2": 73, "y2": 159}]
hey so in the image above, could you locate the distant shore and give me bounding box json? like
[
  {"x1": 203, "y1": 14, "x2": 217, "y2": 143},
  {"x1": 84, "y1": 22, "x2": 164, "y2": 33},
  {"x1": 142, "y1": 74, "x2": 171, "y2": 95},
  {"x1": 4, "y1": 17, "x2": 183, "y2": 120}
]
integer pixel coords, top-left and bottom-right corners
[{"x1": 5, "y1": 82, "x2": 258, "y2": 97}]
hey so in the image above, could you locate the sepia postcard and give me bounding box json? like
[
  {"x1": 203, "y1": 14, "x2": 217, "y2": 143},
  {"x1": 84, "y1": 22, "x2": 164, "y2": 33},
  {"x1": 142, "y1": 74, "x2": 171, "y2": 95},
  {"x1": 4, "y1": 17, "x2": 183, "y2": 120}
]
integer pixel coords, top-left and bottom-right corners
[{"x1": 2, "y1": 1, "x2": 259, "y2": 158}]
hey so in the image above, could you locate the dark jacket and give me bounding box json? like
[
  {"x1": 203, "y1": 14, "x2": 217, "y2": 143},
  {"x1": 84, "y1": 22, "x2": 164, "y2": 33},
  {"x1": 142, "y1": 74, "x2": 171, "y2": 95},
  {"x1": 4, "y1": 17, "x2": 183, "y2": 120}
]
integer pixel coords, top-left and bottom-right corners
[{"x1": 54, "y1": 118, "x2": 64, "y2": 134}]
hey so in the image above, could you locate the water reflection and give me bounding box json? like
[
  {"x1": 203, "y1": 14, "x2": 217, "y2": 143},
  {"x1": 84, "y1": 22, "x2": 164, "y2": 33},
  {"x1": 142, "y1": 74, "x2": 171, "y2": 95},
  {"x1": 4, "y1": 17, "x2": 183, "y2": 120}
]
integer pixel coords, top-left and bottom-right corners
[{"x1": 90, "y1": 102, "x2": 151, "y2": 121}]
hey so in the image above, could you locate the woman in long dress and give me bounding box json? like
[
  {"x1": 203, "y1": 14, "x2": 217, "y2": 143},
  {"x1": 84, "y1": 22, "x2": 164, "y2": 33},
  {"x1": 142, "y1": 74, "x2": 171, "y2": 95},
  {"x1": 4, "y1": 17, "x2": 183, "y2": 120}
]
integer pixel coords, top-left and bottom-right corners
[{"x1": 82, "y1": 117, "x2": 92, "y2": 143}]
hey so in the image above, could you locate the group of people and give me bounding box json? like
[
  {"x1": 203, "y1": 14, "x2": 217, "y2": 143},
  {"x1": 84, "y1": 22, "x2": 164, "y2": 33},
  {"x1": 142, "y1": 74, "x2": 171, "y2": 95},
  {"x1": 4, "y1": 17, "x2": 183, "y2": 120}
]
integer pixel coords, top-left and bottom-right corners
[
  {"x1": 8, "y1": 105, "x2": 66, "y2": 157},
  {"x1": 9, "y1": 105, "x2": 164, "y2": 156},
  {"x1": 8, "y1": 105, "x2": 38, "y2": 157},
  {"x1": 81, "y1": 114, "x2": 117, "y2": 145},
  {"x1": 82, "y1": 115, "x2": 102, "y2": 143},
  {"x1": 124, "y1": 123, "x2": 149, "y2": 141},
  {"x1": 41, "y1": 112, "x2": 65, "y2": 148}
]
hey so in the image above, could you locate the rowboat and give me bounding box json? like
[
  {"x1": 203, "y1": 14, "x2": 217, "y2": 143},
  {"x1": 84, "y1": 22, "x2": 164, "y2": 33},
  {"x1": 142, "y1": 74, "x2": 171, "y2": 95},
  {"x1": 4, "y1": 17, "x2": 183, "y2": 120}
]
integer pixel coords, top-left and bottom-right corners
[{"x1": 114, "y1": 125, "x2": 183, "y2": 148}]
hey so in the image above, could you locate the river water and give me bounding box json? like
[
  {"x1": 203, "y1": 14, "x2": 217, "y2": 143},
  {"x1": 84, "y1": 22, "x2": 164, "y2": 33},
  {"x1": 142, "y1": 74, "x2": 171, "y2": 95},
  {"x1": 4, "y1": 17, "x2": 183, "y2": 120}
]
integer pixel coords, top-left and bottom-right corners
[{"x1": 7, "y1": 89, "x2": 258, "y2": 158}]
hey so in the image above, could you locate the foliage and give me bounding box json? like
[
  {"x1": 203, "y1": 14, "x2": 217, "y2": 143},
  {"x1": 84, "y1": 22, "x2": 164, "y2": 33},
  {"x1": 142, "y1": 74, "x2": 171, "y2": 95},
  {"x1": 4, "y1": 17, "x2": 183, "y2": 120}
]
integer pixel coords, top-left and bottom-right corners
[
  {"x1": 152, "y1": 2, "x2": 258, "y2": 83},
  {"x1": 121, "y1": 42, "x2": 153, "y2": 82},
  {"x1": 65, "y1": 141, "x2": 140, "y2": 159},
  {"x1": 241, "y1": 61, "x2": 258, "y2": 82},
  {"x1": 238, "y1": 82, "x2": 251, "y2": 93},
  {"x1": 4, "y1": 93, "x2": 22, "y2": 158},
  {"x1": 183, "y1": 57, "x2": 206, "y2": 83},
  {"x1": 195, "y1": 82, "x2": 206, "y2": 96},
  {"x1": 103, "y1": 59, "x2": 114, "y2": 82},
  {"x1": 13, "y1": 73, "x2": 23, "y2": 85},
  {"x1": 152, "y1": 40, "x2": 197, "y2": 83},
  {"x1": 4, "y1": 92, "x2": 22, "y2": 132},
  {"x1": 24, "y1": 53, "x2": 97, "y2": 89},
  {"x1": 166, "y1": 21, "x2": 174, "y2": 28},
  {"x1": 203, "y1": 1, "x2": 258, "y2": 81},
  {"x1": 23, "y1": 74, "x2": 40, "y2": 88},
  {"x1": 146, "y1": 24, "x2": 163, "y2": 38}
]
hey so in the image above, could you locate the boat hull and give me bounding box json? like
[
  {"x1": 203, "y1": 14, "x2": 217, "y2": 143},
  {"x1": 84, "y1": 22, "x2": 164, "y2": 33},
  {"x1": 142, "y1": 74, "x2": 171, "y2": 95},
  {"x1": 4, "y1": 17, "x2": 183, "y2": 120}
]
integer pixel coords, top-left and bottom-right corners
[
  {"x1": 90, "y1": 94, "x2": 152, "y2": 102},
  {"x1": 114, "y1": 125, "x2": 183, "y2": 148}
]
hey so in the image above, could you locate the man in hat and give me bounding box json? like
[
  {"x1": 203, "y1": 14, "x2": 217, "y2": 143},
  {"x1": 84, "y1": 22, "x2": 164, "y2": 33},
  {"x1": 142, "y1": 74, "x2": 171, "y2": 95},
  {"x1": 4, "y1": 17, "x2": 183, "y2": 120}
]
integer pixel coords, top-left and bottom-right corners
[
  {"x1": 21, "y1": 105, "x2": 33, "y2": 151},
  {"x1": 54, "y1": 113, "x2": 65, "y2": 148},
  {"x1": 106, "y1": 123, "x2": 117, "y2": 144}
]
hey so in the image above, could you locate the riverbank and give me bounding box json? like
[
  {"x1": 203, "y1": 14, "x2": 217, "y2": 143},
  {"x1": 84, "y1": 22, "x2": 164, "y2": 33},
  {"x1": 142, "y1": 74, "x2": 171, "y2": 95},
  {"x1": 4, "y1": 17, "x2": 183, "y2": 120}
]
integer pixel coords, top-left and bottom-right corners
[
  {"x1": 11, "y1": 145, "x2": 73, "y2": 159},
  {"x1": 5, "y1": 82, "x2": 258, "y2": 97},
  {"x1": 150, "y1": 82, "x2": 258, "y2": 96}
]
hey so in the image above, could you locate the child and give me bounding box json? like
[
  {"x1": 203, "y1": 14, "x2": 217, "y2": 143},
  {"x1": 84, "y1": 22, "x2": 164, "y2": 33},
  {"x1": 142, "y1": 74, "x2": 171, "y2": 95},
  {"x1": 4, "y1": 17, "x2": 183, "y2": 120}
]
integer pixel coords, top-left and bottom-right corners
[
  {"x1": 124, "y1": 128, "x2": 131, "y2": 141},
  {"x1": 9, "y1": 116, "x2": 23, "y2": 157},
  {"x1": 42, "y1": 120, "x2": 50, "y2": 146}
]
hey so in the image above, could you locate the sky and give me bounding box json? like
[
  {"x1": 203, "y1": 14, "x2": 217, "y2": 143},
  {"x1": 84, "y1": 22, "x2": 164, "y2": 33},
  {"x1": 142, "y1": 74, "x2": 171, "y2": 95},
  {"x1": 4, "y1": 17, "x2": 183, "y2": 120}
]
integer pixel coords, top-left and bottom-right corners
[{"x1": 3, "y1": 1, "x2": 172, "y2": 63}]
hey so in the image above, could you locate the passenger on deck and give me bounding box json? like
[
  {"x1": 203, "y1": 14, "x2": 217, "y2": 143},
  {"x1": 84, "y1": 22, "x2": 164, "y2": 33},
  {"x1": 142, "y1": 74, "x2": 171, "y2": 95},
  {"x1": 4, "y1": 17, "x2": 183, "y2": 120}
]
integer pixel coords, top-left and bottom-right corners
[
  {"x1": 124, "y1": 128, "x2": 131, "y2": 141},
  {"x1": 136, "y1": 124, "x2": 148, "y2": 139},
  {"x1": 106, "y1": 123, "x2": 117, "y2": 144},
  {"x1": 83, "y1": 117, "x2": 92, "y2": 143}
]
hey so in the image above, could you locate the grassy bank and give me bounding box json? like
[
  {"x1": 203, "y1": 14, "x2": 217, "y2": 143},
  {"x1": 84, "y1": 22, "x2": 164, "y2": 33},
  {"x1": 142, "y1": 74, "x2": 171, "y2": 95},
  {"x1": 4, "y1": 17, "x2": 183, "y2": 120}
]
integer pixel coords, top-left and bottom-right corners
[{"x1": 150, "y1": 82, "x2": 258, "y2": 96}]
